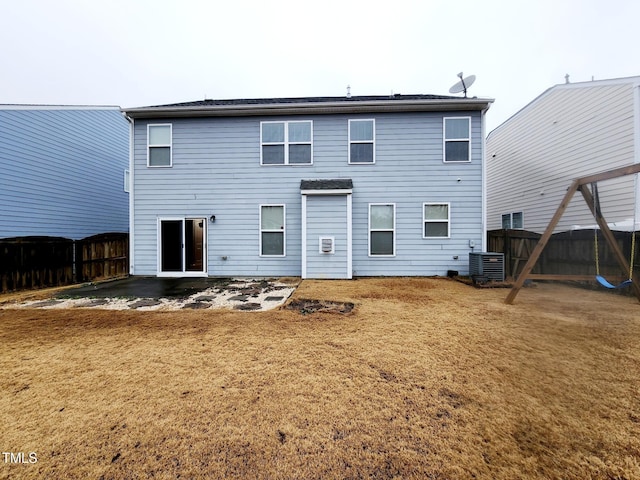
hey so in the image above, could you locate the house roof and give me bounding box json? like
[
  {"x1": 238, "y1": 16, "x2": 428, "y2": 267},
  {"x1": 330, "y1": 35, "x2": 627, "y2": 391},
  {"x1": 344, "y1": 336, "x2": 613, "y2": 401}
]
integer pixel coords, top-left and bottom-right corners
[
  {"x1": 487, "y1": 75, "x2": 640, "y2": 139},
  {"x1": 123, "y1": 94, "x2": 493, "y2": 119},
  {"x1": 300, "y1": 179, "x2": 354, "y2": 191},
  {"x1": 0, "y1": 104, "x2": 121, "y2": 111}
]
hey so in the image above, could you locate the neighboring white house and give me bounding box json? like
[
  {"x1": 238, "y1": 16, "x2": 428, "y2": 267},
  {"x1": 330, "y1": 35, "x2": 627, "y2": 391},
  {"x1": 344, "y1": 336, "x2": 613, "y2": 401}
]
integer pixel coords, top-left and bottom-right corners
[
  {"x1": 123, "y1": 94, "x2": 493, "y2": 279},
  {"x1": 486, "y1": 76, "x2": 640, "y2": 233},
  {"x1": 0, "y1": 105, "x2": 130, "y2": 239}
]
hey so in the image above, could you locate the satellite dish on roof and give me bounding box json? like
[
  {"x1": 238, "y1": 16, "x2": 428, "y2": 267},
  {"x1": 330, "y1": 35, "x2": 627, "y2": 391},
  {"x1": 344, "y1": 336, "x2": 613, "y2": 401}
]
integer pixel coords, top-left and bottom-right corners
[{"x1": 449, "y1": 72, "x2": 476, "y2": 98}]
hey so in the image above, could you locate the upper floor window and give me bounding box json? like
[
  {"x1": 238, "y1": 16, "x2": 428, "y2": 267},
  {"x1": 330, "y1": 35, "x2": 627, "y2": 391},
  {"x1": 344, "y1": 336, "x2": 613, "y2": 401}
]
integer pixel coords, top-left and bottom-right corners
[
  {"x1": 424, "y1": 203, "x2": 450, "y2": 238},
  {"x1": 443, "y1": 117, "x2": 470, "y2": 162},
  {"x1": 261, "y1": 121, "x2": 312, "y2": 165},
  {"x1": 349, "y1": 119, "x2": 375, "y2": 164},
  {"x1": 148, "y1": 124, "x2": 172, "y2": 167}
]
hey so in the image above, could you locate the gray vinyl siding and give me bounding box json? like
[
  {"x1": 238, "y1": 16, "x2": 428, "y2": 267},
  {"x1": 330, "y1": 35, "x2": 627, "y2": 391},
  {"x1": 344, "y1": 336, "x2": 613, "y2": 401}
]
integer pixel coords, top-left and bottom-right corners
[
  {"x1": 132, "y1": 111, "x2": 484, "y2": 277},
  {"x1": 0, "y1": 107, "x2": 129, "y2": 239},
  {"x1": 487, "y1": 78, "x2": 640, "y2": 234}
]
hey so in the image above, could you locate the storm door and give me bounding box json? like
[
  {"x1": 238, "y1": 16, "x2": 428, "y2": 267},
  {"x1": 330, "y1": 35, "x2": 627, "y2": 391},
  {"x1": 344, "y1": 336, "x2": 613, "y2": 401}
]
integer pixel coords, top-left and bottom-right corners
[{"x1": 158, "y1": 218, "x2": 206, "y2": 276}]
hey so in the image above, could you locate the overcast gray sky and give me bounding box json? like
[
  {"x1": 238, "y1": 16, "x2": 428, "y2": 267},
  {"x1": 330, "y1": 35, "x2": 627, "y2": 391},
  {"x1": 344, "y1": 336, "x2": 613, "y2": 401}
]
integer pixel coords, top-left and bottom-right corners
[{"x1": 1, "y1": 0, "x2": 638, "y2": 132}]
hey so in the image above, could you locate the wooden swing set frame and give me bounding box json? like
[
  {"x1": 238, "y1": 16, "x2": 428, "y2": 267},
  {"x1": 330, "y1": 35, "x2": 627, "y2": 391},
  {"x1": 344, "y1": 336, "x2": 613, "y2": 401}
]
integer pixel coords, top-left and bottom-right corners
[{"x1": 505, "y1": 163, "x2": 640, "y2": 304}]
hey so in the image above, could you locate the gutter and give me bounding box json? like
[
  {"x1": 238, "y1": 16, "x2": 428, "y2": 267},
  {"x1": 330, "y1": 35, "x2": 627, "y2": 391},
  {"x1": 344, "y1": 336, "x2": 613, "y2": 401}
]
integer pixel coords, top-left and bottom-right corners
[{"x1": 124, "y1": 98, "x2": 494, "y2": 119}]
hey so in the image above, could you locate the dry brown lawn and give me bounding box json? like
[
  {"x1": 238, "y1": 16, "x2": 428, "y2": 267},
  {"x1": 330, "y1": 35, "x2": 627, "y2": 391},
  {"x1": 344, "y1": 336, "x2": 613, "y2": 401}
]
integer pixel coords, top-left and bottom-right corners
[{"x1": 1, "y1": 278, "x2": 639, "y2": 479}]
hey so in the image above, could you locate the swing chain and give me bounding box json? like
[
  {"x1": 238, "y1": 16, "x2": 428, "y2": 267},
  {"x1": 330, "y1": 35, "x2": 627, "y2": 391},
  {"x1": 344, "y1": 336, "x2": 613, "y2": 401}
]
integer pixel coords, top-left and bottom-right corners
[{"x1": 594, "y1": 228, "x2": 600, "y2": 275}]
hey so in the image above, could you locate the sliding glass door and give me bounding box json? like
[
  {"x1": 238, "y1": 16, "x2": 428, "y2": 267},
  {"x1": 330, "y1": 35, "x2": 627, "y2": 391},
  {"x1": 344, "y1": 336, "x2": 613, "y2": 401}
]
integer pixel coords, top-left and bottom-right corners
[{"x1": 158, "y1": 218, "x2": 206, "y2": 276}]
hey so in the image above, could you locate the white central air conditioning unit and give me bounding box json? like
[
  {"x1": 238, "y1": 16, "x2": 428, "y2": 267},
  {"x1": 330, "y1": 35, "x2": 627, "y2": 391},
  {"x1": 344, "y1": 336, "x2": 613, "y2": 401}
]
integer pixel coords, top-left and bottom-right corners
[{"x1": 469, "y1": 252, "x2": 505, "y2": 282}]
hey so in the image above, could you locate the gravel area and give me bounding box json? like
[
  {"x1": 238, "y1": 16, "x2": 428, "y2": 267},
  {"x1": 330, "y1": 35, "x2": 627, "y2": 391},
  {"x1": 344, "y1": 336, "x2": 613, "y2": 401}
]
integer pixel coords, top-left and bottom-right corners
[{"x1": 1, "y1": 278, "x2": 297, "y2": 311}]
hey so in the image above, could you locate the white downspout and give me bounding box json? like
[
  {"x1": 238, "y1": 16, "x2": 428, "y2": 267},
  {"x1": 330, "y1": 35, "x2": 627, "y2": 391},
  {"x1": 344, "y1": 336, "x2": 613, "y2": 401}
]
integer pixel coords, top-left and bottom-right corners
[
  {"x1": 122, "y1": 112, "x2": 135, "y2": 275},
  {"x1": 481, "y1": 107, "x2": 489, "y2": 252}
]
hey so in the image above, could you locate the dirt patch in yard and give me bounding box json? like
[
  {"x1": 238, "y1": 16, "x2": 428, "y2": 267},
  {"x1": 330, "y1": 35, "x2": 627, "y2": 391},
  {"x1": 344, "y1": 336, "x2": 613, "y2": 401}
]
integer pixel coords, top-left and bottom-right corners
[
  {"x1": 1, "y1": 277, "x2": 639, "y2": 479},
  {"x1": 285, "y1": 298, "x2": 355, "y2": 315}
]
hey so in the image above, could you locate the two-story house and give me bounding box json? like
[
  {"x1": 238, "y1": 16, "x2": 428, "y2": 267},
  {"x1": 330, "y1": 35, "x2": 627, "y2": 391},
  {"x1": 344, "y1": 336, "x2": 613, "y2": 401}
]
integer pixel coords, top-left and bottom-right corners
[
  {"x1": 123, "y1": 94, "x2": 493, "y2": 279},
  {"x1": 487, "y1": 75, "x2": 640, "y2": 234}
]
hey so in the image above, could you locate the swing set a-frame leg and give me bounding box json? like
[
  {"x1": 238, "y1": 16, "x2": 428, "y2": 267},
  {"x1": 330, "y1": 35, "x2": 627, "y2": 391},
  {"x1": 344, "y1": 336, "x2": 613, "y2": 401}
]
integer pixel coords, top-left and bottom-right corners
[{"x1": 504, "y1": 181, "x2": 580, "y2": 304}]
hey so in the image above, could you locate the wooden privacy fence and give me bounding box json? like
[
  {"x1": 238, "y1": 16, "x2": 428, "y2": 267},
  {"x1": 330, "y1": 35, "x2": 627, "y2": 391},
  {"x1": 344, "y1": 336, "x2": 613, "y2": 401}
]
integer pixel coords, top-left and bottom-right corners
[
  {"x1": 0, "y1": 237, "x2": 74, "y2": 293},
  {"x1": 76, "y1": 233, "x2": 129, "y2": 283},
  {"x1": 0, "y1": 233, "x2": 128, "y2": 293},
  {"x1": 488, "y1": 229, "x2": 639, "y2": 281}
]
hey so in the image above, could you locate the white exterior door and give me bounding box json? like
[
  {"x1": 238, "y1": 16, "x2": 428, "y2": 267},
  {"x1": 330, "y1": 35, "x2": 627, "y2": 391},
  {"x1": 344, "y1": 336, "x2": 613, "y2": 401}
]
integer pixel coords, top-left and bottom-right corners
[{"x1": 302, "y1": 194, "x2": 352, "y2": 279}]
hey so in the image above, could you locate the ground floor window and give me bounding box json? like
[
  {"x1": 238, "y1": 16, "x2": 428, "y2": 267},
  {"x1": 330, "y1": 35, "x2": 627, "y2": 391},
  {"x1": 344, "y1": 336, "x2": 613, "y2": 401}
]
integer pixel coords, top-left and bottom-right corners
[
  {"x1": 423, "y1": 203, "x2": 450, "y2": 238},
  {"x1": 369, "y1": 203, "x2": 395, "y2": 256},
  {"x1": 260, "y1": 205, "x2": 286, "y2": 256}
]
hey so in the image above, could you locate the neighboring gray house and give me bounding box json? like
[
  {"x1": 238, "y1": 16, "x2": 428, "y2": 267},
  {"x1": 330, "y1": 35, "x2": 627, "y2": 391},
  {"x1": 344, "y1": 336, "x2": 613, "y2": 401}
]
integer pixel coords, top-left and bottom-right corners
[
  {"x1": 0, "y1": 105, "x2": 130, "y2": 239},
  {"x1": 123, "y1": 94, "x2": 493, "y2": 279},
  {"x1": 487, "y1": 76, "x2": 640, "y2": 233}
]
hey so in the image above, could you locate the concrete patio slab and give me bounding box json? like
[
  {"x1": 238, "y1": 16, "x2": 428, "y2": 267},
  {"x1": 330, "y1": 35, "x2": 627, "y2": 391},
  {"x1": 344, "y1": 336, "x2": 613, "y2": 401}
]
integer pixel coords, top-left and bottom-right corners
[
  {"x1": 1, "y1": 277, "x2": 299, "y2": 311},
  {"x1": 56, "y1": 277, "x2": 236, "y2": 299}
]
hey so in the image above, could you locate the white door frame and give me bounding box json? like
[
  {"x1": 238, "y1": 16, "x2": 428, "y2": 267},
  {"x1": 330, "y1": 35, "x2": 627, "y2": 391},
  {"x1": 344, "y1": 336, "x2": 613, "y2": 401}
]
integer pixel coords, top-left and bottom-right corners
[
  {"x1": 301, "y1": 191, "x2": 352, "y2": 279},
  {"x1": 157, "y1": 217, "x2": 208, "y2": 277}
]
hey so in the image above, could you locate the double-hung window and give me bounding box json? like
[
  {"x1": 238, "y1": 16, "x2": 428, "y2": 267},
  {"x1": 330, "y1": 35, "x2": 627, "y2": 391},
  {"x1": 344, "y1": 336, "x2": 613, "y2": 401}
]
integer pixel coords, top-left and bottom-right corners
[
  {"x1": 423, "y1": 203, "x2": 450, "y2": 238},
  {"x1": 443, "y1": 117, "x2": 471, "y2": 162},
  {"x1": 261, "y1": 121, "x2": 312, "y2": 165},
  {"x1": 148, "y1": 124, "x2": 172, "y2": 167},
  {"x1": 260, "y1": 205, "x2": 285, "y2": 256},
  {"x1": 369, "y1": 204, "x2": 395, "y2": 256},
  {"x1": 349, "y1": 119, "x2": 375, "y2": 163}
]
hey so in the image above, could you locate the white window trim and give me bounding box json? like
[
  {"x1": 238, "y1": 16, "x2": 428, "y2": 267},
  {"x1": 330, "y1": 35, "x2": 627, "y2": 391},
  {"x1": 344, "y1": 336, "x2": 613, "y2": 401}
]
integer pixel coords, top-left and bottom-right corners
[
  {"x1": 260, "y1": 121, "x2": 313, "y2": 166},
  {"x1": 443, "y1": 117, "x2": 471, "y2": 163},
  {"x1": 368, "y1": 203, "x2": 396, "y2": 257},
  {"x1": 423, "y1": 202, "x2": 451, "y2": 239},
  {"x1": 348, "y1": 118, "x2": 376, "y2": 164},
  {"x1": 147, "y1": 123, "x2": 173, "y2": 168},
  {"x1": 259, "y1": 204, "x2": 286, "y2": 257}
]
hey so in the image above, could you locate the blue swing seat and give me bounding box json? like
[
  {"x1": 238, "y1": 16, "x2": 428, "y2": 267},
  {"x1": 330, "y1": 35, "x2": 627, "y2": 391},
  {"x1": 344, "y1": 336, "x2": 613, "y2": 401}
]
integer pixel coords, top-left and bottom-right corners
[{"x1": 595, "y1": 275, "x2": 633, "y2": 289}]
